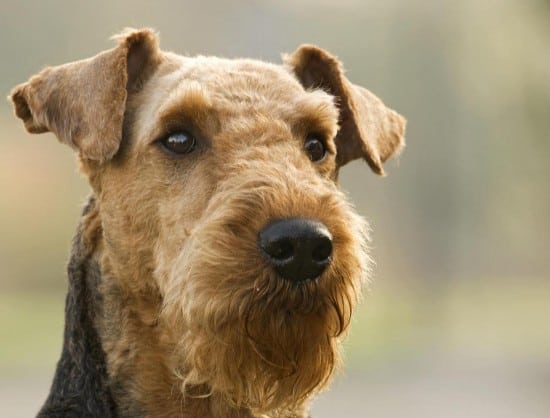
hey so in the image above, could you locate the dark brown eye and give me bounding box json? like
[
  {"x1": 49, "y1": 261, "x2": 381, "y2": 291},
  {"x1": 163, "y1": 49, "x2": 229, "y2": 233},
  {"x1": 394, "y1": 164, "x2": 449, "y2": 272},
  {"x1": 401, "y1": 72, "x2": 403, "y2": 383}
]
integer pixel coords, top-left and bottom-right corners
[
  {"x1": 304, "y1": 136, "x2": 326, "y2": 162},
  {"x1": 159, "y1": 131, "x2": 196, "y2": 155}
]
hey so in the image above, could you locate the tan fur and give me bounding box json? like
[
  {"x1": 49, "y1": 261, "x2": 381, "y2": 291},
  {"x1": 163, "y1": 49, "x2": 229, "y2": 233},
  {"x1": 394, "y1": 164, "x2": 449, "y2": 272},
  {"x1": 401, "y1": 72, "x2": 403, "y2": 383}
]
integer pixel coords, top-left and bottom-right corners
[{"x1": 9, "y1": 28, "x2": 405, "y2": 418}]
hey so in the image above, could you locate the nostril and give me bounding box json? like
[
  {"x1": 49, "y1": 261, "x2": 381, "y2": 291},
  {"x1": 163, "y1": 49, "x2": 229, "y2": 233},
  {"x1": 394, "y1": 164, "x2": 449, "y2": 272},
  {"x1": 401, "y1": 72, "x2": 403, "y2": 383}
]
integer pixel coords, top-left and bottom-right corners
[
  {"x1": 264, "y1": 238, "x2": 294, "y2": 261},
  {"x1": 312, "y1": 238, "x2": 332, "y2": 263}
]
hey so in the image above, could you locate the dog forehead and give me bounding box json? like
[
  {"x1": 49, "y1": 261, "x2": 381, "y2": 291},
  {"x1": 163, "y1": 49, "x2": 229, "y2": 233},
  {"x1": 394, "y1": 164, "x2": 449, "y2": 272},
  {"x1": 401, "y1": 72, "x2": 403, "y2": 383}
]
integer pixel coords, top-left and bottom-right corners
[
  {"x1": 131, "y1": 53, "x2": 339, "y2": 147},
  {"x1": 175, "y1": 54, "x2": 304, "y2": 96},
  {"x1": 150, "y1": 53, "x2": 337, "y2": 115}
]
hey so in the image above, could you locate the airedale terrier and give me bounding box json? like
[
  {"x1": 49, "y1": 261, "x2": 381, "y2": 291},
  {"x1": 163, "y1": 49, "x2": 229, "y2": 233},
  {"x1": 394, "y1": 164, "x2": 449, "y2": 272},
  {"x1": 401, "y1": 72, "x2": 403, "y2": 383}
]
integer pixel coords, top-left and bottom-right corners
[{"x1": 10, "y1": 28, "x2": 405, "y2": 418}]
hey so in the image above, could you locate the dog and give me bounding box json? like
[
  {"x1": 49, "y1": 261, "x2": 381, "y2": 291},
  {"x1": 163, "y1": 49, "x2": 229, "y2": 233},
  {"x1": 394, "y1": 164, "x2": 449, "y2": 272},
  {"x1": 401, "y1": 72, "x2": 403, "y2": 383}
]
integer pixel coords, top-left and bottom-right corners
[{"x1": 9, "y1": 28, "x2": 405, "y2": 418}]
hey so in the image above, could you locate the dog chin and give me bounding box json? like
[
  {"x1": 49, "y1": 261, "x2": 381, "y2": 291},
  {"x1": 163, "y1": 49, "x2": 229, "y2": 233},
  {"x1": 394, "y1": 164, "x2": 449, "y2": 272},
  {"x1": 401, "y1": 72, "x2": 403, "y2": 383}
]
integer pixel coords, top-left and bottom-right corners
[{"x1": 176, "y1": 315, "x2": 340, "y2": 415}]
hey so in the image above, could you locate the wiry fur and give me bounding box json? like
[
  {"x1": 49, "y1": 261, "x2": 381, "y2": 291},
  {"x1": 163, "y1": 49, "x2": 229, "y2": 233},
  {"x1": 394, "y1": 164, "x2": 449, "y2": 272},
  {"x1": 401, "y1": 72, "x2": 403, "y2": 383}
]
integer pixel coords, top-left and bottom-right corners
[
  {"x1": 9, "y1": 28, "x2": 405, "y2": 418},
  {"x1": 161, "y1": 159, "x2": 370, "y2": 415}
]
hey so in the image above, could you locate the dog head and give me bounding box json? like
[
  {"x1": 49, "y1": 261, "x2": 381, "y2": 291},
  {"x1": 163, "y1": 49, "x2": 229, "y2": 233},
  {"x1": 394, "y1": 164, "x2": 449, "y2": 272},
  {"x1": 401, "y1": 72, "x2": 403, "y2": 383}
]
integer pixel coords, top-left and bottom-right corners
[{"x1": 10, "y1": 28, "x2": 405, "y2": 415}]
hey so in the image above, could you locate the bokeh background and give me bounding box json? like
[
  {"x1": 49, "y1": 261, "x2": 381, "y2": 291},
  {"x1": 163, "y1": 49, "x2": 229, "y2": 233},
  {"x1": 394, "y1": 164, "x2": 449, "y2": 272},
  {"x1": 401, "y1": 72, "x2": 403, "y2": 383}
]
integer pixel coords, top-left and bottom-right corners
[{"x1": 1, "y1": 1, "x2": 549, "y2": 417}]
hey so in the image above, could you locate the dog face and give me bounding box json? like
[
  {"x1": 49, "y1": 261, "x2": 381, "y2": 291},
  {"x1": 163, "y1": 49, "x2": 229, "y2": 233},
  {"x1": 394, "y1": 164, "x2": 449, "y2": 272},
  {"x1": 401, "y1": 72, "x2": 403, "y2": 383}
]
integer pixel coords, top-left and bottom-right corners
[{"x1": 10, "y1": 28, "x2": 405, "y2": 415}]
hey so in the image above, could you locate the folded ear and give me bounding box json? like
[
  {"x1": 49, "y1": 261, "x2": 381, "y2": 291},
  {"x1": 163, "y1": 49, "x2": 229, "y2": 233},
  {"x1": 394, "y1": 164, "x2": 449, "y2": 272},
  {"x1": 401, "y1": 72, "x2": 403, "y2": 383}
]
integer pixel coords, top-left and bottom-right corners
[
  {"x1": 9, "y1": 28, "x2": 161, "y2": 162},
  {"x1": 284, "y1": 45, "x2": 406, "y2": 175}
]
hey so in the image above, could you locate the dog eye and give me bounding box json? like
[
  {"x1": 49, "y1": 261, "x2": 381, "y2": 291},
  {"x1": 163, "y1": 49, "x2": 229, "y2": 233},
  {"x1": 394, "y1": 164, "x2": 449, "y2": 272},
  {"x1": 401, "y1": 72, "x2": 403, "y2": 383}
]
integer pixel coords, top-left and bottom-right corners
[
  {"x1": 158, "y1": 131, "x2": 196, "y2": 155},
  {"x1": 304, "y1": 136, "x2": 326, "y2": 162}
]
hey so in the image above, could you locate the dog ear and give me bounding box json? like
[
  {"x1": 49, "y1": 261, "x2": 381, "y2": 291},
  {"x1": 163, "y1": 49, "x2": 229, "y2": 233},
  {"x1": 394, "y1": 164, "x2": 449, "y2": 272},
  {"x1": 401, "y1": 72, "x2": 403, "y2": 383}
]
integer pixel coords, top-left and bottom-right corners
[
  {"x1": 284, "y1": 45, "x2": 406, "y2": 175},
  {"x1": 9, "y1": 28, "x2": 161, "y2": 162}
]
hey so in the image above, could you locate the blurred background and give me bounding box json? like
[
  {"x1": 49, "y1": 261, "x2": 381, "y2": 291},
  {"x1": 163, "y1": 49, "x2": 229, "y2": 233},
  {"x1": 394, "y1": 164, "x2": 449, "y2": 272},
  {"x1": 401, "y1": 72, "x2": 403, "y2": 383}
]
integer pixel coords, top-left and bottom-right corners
[{"x1": 1, "y1": 0, "x2": 549, "y2": 417}]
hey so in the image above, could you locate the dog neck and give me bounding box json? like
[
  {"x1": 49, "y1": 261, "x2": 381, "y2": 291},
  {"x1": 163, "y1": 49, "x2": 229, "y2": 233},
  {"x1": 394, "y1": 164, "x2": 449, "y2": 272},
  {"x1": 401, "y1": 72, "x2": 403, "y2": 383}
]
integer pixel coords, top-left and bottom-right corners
[{"x1": 37, "y1": 196, "x2": 117, "y2": 417}]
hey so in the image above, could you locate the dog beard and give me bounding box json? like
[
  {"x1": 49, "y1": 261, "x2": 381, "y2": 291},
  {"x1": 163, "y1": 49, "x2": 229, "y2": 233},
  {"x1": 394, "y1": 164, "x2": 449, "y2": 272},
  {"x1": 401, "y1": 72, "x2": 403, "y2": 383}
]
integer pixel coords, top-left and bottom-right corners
[{"x1": 159, "y1": 169, "x2": 370, "y2": 414}]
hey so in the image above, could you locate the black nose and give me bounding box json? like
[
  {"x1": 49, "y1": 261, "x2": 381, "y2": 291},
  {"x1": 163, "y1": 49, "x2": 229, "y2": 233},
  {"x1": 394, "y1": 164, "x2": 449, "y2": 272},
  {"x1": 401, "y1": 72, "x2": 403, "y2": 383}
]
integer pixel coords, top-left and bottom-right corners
[{"x1": 258, "y1": 218, "x2": 333, "y2": 283}]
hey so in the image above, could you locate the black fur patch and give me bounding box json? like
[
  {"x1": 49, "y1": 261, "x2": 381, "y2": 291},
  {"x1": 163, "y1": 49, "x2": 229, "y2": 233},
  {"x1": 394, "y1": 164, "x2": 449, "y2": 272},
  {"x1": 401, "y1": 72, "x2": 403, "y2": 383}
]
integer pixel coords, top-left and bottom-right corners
[{"x1": 37, "y1": 197, "x2": 117, "y2": 418}]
